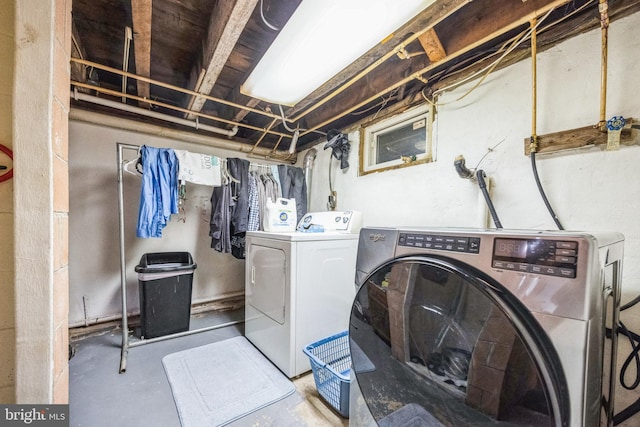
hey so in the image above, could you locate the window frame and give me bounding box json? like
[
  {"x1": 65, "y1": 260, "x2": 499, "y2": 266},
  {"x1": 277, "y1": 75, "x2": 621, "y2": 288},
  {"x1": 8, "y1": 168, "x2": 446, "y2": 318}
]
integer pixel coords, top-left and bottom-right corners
[{"x1": 359, "y1": 104, "x2": 434, "y2": 176}]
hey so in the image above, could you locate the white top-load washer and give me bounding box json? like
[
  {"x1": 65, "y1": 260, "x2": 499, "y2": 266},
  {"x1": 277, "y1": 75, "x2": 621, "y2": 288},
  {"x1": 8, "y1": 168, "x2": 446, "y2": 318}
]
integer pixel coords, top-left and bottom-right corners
[{"x1": 244, "y1": 211, "x2": 362, "y2": 378}]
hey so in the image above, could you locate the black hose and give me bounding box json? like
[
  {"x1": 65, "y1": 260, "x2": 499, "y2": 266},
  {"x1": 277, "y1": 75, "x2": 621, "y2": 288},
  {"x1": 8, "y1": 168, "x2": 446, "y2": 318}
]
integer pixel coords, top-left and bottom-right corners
[
  {"x1": 618, "y1": 321, "x2": 640, "y2": 390},
  {"x1": 606, "y1": 320, "x2": 640, "y2": 425},
  {"x1": 614, "y1": 398, "x2": 640, "y2": 426},
  {"x1": 476, "y1": 169, "x2": 503, "y2": 229},
  {"x1": 530, "y1": 151, "x2": 564, "y2": 230},
  {"x1": 621, "y1": 293, "x2": 640, "y2": 311}
]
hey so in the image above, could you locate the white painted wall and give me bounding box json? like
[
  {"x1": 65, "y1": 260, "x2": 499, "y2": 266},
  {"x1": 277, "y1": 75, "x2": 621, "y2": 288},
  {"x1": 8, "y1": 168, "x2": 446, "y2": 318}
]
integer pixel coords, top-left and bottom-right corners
[
  {"x1": 305, "y1": 12, "x2": 640, "y2": 304},
  {"x1": 69, "y1": 12, "x2": 640, "y2": 328},
  {"x1": 68, "y1": 122, "x2": 258, "y2": 326}
]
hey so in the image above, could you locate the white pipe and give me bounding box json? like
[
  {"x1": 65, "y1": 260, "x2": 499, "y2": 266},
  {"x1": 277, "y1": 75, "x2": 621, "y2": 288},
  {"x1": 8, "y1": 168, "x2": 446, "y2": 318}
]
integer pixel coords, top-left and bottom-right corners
[
  {"x1": 72, "y1": 90, "x2": 239, "y2": 137},
  {"x1": 69, "y1": 108, "x2": 292, "y2": 158},
  {"x1": 122, "y1": 26, "x2": 132, "y2": 103},
  {"x1": 288, "y1": 129, "x2": 300, "y2": 154}
]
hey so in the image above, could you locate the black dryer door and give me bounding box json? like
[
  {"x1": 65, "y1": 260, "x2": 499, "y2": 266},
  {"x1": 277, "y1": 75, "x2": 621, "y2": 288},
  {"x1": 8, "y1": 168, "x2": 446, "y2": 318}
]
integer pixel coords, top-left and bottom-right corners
[{"x1": 349, "y1": 256, "x2": 570, "y2": 427}]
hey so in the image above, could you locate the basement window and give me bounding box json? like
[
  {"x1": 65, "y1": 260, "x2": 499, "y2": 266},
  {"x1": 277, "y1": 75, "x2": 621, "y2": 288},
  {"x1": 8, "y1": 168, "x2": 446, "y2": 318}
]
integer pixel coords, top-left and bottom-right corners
[{"x1": 359, "y1": 104, "x2": 434, "y2": 175}]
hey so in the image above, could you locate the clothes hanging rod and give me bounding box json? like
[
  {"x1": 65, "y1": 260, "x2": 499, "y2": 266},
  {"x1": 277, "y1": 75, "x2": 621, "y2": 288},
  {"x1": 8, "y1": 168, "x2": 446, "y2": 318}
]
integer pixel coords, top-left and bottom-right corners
[
  {"x1": 117, "y1": 143, "x2": 243, "y2": 372},
  {"x1": 117, "y1": 141, "x2": 288, "y2": 372},
  {"x1": 117, "y1": 142, "x2": 134, "y2": 373},
  {"x1": 118, "y1": 142, "x2": 281, "y2": 170},
  {"x1": 71, "y1": 108, "x2": 296, "y2": 162}
]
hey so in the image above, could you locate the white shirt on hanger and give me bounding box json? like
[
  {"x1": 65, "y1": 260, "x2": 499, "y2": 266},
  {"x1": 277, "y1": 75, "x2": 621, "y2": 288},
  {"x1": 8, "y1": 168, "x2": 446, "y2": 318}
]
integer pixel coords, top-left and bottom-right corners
[{"x1": 175, "y1": 149, "x2": 222, "y2": 186}]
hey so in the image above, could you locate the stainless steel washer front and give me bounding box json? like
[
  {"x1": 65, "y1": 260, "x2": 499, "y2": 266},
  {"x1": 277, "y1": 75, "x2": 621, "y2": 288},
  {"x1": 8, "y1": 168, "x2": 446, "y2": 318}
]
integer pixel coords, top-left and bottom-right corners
[{"x1": 349, "y1": 227, "x2": 623, "y2": 427}]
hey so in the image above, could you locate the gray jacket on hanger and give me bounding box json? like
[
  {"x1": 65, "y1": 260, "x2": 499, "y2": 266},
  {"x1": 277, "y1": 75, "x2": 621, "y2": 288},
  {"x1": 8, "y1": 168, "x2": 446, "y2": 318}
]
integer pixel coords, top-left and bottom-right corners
[
  {"x1": 278, "y1": 165, "x2": 307, "y2": 222},
  {"x1": 228, "y1": 158, "x2": 250, "y2": 234}
]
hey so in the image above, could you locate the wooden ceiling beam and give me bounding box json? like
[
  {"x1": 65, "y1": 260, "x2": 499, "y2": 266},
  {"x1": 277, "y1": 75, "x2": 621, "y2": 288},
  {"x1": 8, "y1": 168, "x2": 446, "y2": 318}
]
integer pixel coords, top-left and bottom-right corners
[
  {"x1": 184, "y1": 0, "x2": 259, "y2": 119},
  {"x1": 70, "y1": 20, "x2": 88, "y2": 83},
  {"x1": 131, "y1": 0, "x2": 152, "y2": 106},
  {"x1": 436, "y1": 0, "x2": 583, "y2": 55},
  {"x1": 418, "y1": 28, "x2": 447, "y2": 62},
  {"x1": 298, "y1": 0, "x2": 580, "y2": 137},
  {"x1": 286, "y1": 0, "x2": 472, "y2": 119},
  {"x1": 231, "y1": 98, "x2": 261, "y2": 124}
]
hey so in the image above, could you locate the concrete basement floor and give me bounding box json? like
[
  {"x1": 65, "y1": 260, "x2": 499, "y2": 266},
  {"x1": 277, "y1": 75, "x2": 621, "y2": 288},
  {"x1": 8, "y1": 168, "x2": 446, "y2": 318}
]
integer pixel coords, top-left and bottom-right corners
[
  {"x1": 68, "y1": 309, "x2": 349, "y2": 427},
  {"x1": 69, "y1": 308, "x2": 640, "y2": 426}
]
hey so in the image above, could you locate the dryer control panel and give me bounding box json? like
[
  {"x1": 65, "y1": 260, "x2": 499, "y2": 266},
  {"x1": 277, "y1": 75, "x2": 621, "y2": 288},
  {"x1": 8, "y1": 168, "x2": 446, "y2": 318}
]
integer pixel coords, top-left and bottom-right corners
[
  {"x1": 492, "y1": 238, "x2": 578, "y2": 278},
  {"x1": 297, "y1": 211, "x2": 362, "y2": 233}
]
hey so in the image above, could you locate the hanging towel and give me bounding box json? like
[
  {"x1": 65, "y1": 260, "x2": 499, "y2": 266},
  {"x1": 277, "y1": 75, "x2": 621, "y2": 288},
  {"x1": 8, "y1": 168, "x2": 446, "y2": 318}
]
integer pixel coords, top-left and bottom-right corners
[
  {"x1": 174, "y1": 149, "x2": 222, "y2": 186},
  {"x1": 137, "y1": 145, "x2": 179, "y2": 238}
]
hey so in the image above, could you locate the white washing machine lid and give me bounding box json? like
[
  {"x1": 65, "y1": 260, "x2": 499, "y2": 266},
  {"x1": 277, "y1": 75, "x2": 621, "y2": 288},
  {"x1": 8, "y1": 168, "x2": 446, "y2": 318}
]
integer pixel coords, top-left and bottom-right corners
[{"x1": 246, "y1": 230, "x2": 360, "y2": 242}]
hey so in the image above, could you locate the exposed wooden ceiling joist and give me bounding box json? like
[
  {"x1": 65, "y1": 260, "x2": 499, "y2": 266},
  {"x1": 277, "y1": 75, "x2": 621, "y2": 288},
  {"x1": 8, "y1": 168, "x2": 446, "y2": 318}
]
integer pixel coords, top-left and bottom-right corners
[
  {"x1": 70, "y1": 0, "x2": 640, "y2": 153},
  {"x1": 70, "y1": 20, "x2": 88, "y2": 84},
  {"x1": 131, "y1": 0, "x2": 152, "y2": 106},
  {"x1": 285, "y1": 0, "x2": 473, "y2": 119},
  {"x1": 418, "y1": 28, "x2": 447, "y2": 62},
  {"x1": 185, "y1": 0, "x2": 259, "y2": 119},
  {"x1": 296, "y1": 0, "x2": 579, "y2": 139},
  {"x1": 231, "y1": 97, "x2": 262, "y2": 124}
]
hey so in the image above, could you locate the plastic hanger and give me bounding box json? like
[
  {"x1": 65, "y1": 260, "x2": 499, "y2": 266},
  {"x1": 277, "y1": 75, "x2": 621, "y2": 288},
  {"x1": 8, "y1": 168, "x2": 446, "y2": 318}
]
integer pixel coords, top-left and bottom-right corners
[
  {"x1": 123, "y1": 156, "x2": 142, "y2": 176},
  {"x1": 221, "y1": 160, "x2": 240, "y2": 184}
]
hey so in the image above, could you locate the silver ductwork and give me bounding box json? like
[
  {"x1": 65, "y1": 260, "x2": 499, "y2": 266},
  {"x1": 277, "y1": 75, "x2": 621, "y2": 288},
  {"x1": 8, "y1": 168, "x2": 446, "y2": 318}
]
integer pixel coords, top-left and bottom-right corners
[{"x1": 303, "y1": 148, "x2": 317, "y2": 211}]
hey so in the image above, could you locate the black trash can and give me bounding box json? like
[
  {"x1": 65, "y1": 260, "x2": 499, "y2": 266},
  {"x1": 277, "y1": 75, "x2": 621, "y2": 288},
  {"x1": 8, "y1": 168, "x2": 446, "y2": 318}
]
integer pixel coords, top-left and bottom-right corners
[{"x1": 135, "y1": 252, "x2": 197, "y2": 339}]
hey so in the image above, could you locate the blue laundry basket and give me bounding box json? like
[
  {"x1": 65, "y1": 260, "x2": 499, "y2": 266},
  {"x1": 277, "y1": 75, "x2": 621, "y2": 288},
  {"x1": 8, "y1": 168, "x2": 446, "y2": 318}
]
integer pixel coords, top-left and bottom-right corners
[{"x1": 303, "y1": 331, "x2": 351, "y2": 417}]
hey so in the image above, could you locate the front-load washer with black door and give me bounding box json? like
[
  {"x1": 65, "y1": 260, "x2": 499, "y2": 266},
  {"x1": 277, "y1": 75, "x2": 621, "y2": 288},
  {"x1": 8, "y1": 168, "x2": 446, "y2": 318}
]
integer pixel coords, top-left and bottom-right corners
[{"x1": 349, "y1": 227, "x2": 623, "y2": 427}]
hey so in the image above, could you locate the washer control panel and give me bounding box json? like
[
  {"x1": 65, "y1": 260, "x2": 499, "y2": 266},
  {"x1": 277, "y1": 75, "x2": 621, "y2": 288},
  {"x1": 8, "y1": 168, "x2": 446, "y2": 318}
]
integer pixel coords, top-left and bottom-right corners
[
  {"x1": 397, "y1": 232, "x2": 579, "y2": 279},
  {"x1": 492, "y1": 238, "x2": 578, "y2": 278},
  {"x1": 398, "y1": 233, "x2": 481, "y2": 254}
]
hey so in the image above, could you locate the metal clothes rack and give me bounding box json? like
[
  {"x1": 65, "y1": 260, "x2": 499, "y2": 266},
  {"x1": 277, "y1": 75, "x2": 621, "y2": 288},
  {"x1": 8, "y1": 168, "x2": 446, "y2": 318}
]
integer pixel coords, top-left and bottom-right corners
[{"x1": 117, "y1": 142, "x2": 246, "y2": 373}]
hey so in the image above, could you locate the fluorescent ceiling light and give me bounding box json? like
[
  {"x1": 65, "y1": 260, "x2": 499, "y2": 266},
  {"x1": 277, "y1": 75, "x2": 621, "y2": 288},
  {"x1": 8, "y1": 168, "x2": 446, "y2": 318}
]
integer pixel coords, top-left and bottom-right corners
[{"x1": 241, "y1": 0, "x2": 435, "y2": 106}]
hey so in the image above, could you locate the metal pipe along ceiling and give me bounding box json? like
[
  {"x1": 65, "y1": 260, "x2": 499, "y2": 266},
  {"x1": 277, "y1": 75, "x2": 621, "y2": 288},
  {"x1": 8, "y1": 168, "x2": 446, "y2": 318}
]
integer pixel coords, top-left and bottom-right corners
[
  {"x1": 69, "y1": 108, "x2": 294, "y2": 160},
  {"x1": 71, "y1": 0, "x2": 575, "y2": 152},
  {"x1": 72, "y1": 90, "x2": 238, "y2": 137}
]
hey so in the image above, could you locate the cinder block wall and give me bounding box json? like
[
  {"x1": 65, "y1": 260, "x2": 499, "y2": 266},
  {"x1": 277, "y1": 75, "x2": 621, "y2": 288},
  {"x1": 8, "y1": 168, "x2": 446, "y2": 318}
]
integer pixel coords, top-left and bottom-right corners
[
  {"x1": 12, "y1": 0, "x2": 70, "y2": 403},
  {"x1": 52, "y1": 0, "x2": 71, "y2": 403}
]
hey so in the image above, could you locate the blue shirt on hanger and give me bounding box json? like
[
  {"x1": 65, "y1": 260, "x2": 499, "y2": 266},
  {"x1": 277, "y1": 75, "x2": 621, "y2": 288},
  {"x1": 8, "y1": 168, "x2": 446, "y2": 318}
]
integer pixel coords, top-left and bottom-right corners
[{"x1": 137, "y1": 145, "x2": 179, "y2": 238}]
